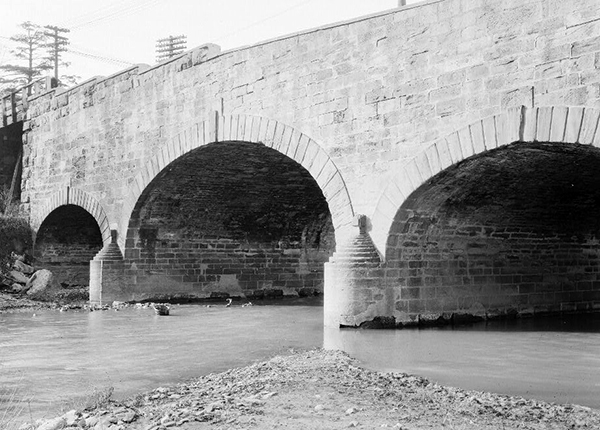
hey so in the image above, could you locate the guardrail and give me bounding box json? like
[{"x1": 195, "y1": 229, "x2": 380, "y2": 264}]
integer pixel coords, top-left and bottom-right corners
[{"x1": 1, "y1": 76, "x2": 57, "y2": 127}]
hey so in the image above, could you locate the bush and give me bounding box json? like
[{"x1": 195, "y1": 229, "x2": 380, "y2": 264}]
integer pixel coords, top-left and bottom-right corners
[{"x1": 0, "y1": 216, "x2": 33, "y2": 275}]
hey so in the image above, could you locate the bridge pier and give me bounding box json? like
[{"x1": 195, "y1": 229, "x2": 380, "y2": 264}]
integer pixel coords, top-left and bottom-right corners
[
  {"x1": 324, "y1": 215, "x2": 389, "y2": 328},
  {"x1": 89, "y1": 230, "x2": 128, "y2": 305}
]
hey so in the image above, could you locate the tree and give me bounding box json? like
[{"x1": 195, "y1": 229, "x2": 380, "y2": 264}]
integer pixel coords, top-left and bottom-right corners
[{"x1": 0, "y1": 22, "x2": 52, "y2": 93}]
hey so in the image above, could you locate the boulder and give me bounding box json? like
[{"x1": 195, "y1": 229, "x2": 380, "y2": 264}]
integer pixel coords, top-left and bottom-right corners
[
  {"x1": 14, "y1": 259, "x2": 35, "y2": 274},
  {"x1": 11, "y1": 282, "x2": 29, "y2": 293},
  {"x1": 26, "y1": 269, "x2": 60, "y2": 300},
  {"x1": 36, "y1": 417, "x2": 66, "y2": 430},
  {"x1": 9, "y1": 270, "x2": 30, "y2": 284}
]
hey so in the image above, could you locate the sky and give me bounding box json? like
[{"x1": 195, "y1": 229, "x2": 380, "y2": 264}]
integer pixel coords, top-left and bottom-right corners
[{"x1": 1, "y1": 0, "x2": 418, "y2": 85}]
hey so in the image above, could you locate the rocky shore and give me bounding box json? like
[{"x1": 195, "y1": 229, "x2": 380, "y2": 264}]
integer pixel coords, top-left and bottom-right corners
[{"x1": 13, "y1": 349, "x2": 600, "y2": 430}]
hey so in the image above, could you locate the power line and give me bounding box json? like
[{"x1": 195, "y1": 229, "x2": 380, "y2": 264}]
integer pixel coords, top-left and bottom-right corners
[
  {"x1": 69, "y1": 0, "x2": 163, "y2": 30},
  {"x1": 68, "y1": 49, "x2": 134, "y2": 66},
  {"x1": 213, "y1": 0, "x2": 316, "y2": 44},
  {"x1": 58, "y1": 0, "x2": 150, "y2": 28}
]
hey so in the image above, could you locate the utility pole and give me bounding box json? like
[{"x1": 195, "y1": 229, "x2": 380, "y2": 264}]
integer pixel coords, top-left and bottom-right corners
[
  {"x1": 44, "y1": 25, "x2": 70, "y2": 82},
  {"x1": 156, "y1": 35, "x2": 187, "y2": 62}
]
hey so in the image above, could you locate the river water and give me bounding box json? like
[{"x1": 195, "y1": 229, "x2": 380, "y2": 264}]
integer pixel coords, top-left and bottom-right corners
[{"x1": 1, "y1": 302, "x2": 599, "y2": 425}]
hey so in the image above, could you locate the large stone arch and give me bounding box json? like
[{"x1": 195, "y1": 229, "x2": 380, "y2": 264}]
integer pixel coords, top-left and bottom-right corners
[
  {"x1": 371, "y1": 106, "x2": 600, "y2": 257},
  {"x1": 34, "y1": 186, "x2": 112, "y2": 246},
  {"x1": 119, "y1": 113, "x2": 355, "y2": 248}
]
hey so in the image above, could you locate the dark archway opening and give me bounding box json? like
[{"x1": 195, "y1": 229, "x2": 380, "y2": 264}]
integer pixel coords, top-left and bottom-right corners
[
  {"x1": 386, "y1": 142, "x2": 600, "y2": 319},
  {"x1": 35, "y1": 204, "x2": 103, "y2": 286},
  {"x1": 0, "y1": 121, "x2": 23, "y2": 206},
  {"x1": 125, "y1": 141, "x2": 335, "y2": 301}
]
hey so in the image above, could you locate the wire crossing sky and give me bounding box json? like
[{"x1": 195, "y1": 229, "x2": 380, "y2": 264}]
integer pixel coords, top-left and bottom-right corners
[{"x1": 2, "y1": 0, "x2": 416, "y2": 83}]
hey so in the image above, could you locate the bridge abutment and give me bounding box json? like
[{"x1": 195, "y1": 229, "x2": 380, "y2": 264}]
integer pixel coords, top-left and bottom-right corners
[
  {"x1": 324, "y1": 215, "x2": 390, "y2": 327},
  {"x1": 89, "y1": 230, "x2": 128, "y2": 305}
]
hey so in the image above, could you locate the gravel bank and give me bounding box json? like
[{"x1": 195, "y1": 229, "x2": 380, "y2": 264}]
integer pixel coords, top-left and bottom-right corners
[{"x1": 19, "y1": 349, "x2": 600, "y2": 430}]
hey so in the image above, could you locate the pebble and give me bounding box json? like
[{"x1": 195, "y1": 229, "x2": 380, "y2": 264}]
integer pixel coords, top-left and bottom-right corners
[
  {"x1": 85, "y1": 416, "x2": 99, "y2": 427},
  {"x1": 314, "y1": 404, "x2": 325, "y2": 411},
  {"x1": 61, "y1": 409, "x2": 79, "y2": 426},
  {"x1": 36, "y1": 417, "x2": 66, "y2": 430},
  {"x1": 116, "y1": 410, "x2": 136, "y2": 423}
]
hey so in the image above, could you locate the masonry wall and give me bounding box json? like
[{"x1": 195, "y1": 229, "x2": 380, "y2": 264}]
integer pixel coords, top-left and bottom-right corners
[
  {"x1": 34, "y1": 205, "x2": 103, "y2": 286},
  {"x1": 385, "y1": 142, "x2": 600, "y2": 322},
  {"x1": 123, "y1": 142, "x2": 334, "y2": 300},
  {"x1": 23, "y1": 0, "x2": 600, "y2": 235},
  {"x1": 18, "y1": 0, "x2": 600, "y2": 316}
]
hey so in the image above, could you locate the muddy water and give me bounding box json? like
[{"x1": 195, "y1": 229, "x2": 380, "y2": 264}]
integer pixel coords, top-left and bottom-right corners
[
  {"x1": 1, "y1": 304, "x2": 599, "y2": 425},
  {"x1": 325, "y1": 313, "x2": 600, "y2": 409},
  {"x1": 0, "y1": 302, "x2": 323, "y2": 423}
]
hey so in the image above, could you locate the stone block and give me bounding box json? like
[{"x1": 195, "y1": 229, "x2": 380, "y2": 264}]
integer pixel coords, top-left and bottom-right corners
[
  {"x1": 522, "y1": 107, "x2": 538, "y2": 142},
  {"x1": 446, "y1": 132, "x2": 463, "y2": 164},
  {"x1": 434, "y1": 139, "x2": 453, "y2": 170},
  {"x1": 501, "y1": 86, "x2": 533, "y2": 110},
  {"x1": 579, "y1": 108, "x2": 600, "y2": 144},
  {"x1": 436, "y1": 97, "x2": 465, "y2": 117},
  {"x1": 550, "y1": 106, "x2": 568, "y2": 142},
  {"x1": 481, "y1": 115, "x2": 497, "y2": 150},
  {"x1": 424, "y1": 144, "x2": 442, "y2": 176},
  {"x1": 564, "y1": 106, "x2": 585, "y2": 143},
  {"x1": 470, "y1": 121, "x2": 486, "y2": 154}
]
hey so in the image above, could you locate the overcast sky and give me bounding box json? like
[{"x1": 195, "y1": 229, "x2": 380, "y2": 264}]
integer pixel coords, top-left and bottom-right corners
[{"x1": 1, "y1": 0, "x2": 419, "y2": 83}]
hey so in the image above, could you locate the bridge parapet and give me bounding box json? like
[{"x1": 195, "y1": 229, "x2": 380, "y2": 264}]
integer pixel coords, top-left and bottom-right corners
[{"x1": 1, "y1": 76, "x2": 56, "y2": 127}]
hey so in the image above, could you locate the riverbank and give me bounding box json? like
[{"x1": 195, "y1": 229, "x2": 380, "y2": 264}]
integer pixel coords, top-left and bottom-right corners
[
  {"x1": 17, "y1": 348, "x2": 600, "y2": 430},
  {"x1": 0, "y1": 290, "x2": 87, "y2": 313}
]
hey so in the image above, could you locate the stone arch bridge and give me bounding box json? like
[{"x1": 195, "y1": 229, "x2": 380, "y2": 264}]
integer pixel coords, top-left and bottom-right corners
[{"x1": 6, "y1": 0, "x2": 600, "y2": 326}]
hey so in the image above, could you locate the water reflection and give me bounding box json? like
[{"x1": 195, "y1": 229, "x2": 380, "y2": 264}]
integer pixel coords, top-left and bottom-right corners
[
  {"x1": 0, "y1": 304, "x2": 324, "y2": 423},
  {"x1": 1, "y1": 305, "x2": 599, "y2": 427},
  {"x1": 325, "y1": 313, "x2": 600, "y2": 409}
]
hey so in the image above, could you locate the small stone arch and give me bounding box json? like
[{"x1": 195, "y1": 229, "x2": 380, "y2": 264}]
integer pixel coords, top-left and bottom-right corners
[
  {"x1": 371, "y1": 105, "x2": 600, "y2": 257},
  {"x1": 119, "y1": 112, "x2": 355, "y2": 248},
  {"x1": 34, "y1": 187, "x2": 112, "y2": 246}
]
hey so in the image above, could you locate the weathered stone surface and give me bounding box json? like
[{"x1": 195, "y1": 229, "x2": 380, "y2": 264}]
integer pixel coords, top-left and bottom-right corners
[
  {"x1": 15, "y1": 0, "x2": 600, "y2": 324},
  {"x1": 26, "y1": 269, "x2": 60, "y2": 299},
  {"x1": 36, "y1": 416, "x2": 66, "y2": 430},
  {"x1": 14, "y1": 259, "x2": 34, "y2": 274},
  {"x1": 9, "y1": 270, "x2": 29, "y2": 284}
]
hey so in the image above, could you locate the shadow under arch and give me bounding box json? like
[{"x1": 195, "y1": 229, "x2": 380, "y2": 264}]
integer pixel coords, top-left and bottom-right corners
[
  {"x1": 371, "y1": 105, "x2": 600, "y2": 258},
  {"x1": 119, "y1": 113, "x2": 355, "y2": 248},
  {"x1": 116, "y1": 114, "x2": 356, "y2": 301},
  {"x1": 34, "y1": 187, "x2": 112, "y2": 246},
  {"x1": 34, "y1": 188, "x2": 111, "y2": 288}
]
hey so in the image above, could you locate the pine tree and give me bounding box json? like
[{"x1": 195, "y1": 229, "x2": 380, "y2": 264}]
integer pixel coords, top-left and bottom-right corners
[{"x1": 0, "y1": 22, "x2": 52, "y2": 94}]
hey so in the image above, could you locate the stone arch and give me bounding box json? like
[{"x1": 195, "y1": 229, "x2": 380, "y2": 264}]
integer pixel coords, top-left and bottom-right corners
[
  {"x1": 119, "y1": 113, "x2": 355, "y2": 248},
  {"x1": 35, "y1": 187, "x2": 112, "y2": 246},
  {"x1": 371, "y1": 105, "x2": 600, "y2": 257}
]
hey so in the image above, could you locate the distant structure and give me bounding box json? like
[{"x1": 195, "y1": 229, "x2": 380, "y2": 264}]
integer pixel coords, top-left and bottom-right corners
[
  {"x1": 155, "y1": 35, "x2": 187, "y2": 62},
  {"x1": 44, "y1": 25, "x2": 70, "y2": 81},
  {"x1": 398, "y1": 0, "x2": 407, "y2": 5}
]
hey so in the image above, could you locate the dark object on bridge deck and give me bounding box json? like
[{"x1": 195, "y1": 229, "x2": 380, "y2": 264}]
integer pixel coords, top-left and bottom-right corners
[{"x1": 152, "y1": 303, "x2": 170, "y2": 315}]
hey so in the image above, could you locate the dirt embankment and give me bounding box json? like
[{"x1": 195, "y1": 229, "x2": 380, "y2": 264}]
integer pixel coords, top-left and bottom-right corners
[{"x1": 19, "y1": 349, "x2": 600, "y2": 430}]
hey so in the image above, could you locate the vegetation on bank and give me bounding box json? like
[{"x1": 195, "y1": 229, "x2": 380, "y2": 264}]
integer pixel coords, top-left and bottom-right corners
[
  {"x1": 0, "y1": 215, "x2": 32, "y2": 271},
  {"x1": 0, "y1": 206, "x2": 89, "y2": 310}
]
